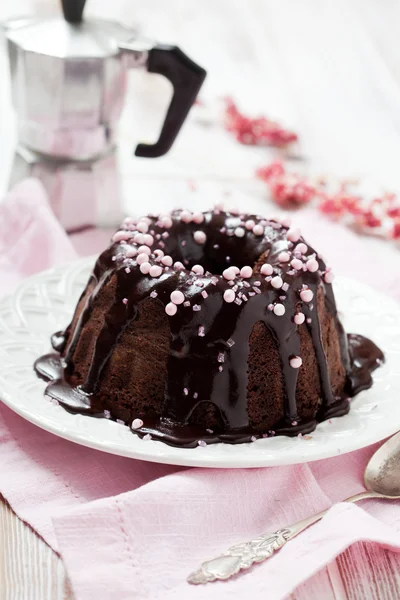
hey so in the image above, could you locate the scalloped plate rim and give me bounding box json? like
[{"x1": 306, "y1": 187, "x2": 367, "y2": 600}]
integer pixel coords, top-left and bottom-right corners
[{"x1": 0, "y1": 256, "x2": 399, "y2": 468}]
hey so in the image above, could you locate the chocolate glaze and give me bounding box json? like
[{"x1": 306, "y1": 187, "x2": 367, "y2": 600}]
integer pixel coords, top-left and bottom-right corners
[{"x1": 34, "y1": 209, "x2": 384, "y2": 448}]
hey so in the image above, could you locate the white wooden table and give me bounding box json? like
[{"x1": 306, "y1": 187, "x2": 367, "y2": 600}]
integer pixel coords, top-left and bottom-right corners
[{"x1": 1, "y1": 1, "x2": 400, "y2": 598}]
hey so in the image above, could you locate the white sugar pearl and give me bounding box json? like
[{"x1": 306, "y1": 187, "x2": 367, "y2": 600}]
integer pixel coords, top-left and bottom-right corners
[
  {"x1": 139, "y1": 262, "x2": 151, "y2": 274},
  {"x1": 137, "y1": 245, "x2": 151, "y2": 256},
  {"x1": 306, "y1": 258, "x2": 319, "y2": 272},
  {"x1": 260, "y1": 264, "x2": 273, "y2": 276},
  {"x1": 113, "y1": 230, "x2": 131, "y2": 243},
  {"x1": 161, "y1": 255, "x2": 173, "y2": 266},
  {"x1": 245, "y1": 219, "x2": 255, "y2": 230},
  {"x1": 165, "y1": 302, "x2": 177, "y2": 316},
  {"x1": 191, "y1": 264, "x2": 205, "y2": 275},
  {"x1": 181, "y1": 210, "x2": 192, "y2": 223},
  {"x1": 192, "y1": 212, "x2": 204, "y2": 224},
  {"x1": 296, "y1": 243, "x2": 308, "y2": 254},
  {"x1": 144, "y1": 234, "x2": 154, "y2": 247},
  {"x1": 131, "y1": 418, "x2": 144, "y2": 429},
  {"x1": 160, "y1": 216, "x2": 173, "y2": 228},
  {"x1": 252, "y1": 224, "x2": 264, "y2": 236},
  {"x1": 287, "y1": 228, "x2": 301, "y2": 243},
  {"x1": 281, "y1": 216, "x2": 292, "y2": 228},
  {"x1": 274, "y1": 303, "x2": 285, "y2": 316},
  {"x1": 149, "y1": 265, "x2": 162, "y2": 277},
  {"x1": 170, "y1": 290, "x2": 185, "y2": 305},
  {"x1": 223, "y1": 289, "x2": 235, "y2": 303},
  {"x1": 278, "y1": 251, "x2": 290, "y2": 263},
  {"x1": 291, "y1": 258, "x2": 303, "y2": 270},
  {"x1": 300, "y1": 289, "x2": 313, "y2": 302},
  {"x1": 294, "y1": 312, "x2": 305, "y2": 325},
  {"x1": 271, "y1": 276, "x2": 283, "y2": 289},
  {"x1": 290, "y1": 356, "x2": 303, "y2": 368},
  {"x1": 240, "y1": 266, "x2": 253, "y2": 278},
  {"x1": 223, "y1": 268, "x2": 236, "y2": 281},
  {"x1": 234, "y1": 227, "x2": 245, "y2": 238},
  {"x1": 136, "y1": 221, "x2": 149, "y2": 233},
  {"x1": 194, "y1": 230, "x2": 207, "y2": 244},
  {"x1": 134, "y1": 233, "x2": 145, "y2": 245},
  {"x1": 137, "y1": 252, "x2": 150, "y2": 265}
]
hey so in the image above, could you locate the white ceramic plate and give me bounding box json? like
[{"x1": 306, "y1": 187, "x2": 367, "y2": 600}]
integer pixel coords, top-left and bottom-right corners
[{"x1": 0, "y1": 257, "x2": 399, "y2": 468}]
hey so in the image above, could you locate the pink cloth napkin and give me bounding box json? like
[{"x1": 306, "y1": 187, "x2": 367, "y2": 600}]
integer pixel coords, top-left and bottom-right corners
[{"x1": 1, "y1": 181, "x2": 400, "y2": 600}]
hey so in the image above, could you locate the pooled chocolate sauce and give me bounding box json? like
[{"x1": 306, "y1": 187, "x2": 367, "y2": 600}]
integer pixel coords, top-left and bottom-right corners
[
  {"x1": 34, "y1": 333, "x2": 384, "y2": 447},
  {"x1": 34, "y1": 210, "x2": 385, "y2": 448}
]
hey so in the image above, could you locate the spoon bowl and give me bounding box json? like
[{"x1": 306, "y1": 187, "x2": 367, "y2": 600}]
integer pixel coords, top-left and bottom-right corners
[{"x1": 364, "y1": 431, "x2": 400, "y2": 498}]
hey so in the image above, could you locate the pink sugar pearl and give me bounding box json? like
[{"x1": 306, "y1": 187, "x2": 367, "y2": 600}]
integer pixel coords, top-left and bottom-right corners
[
  {"x1": 194, "y1": 230, "x2": 207, "y2": 244},
  {"x1": 294, "y1": 312, "x2": 305, "y2": 325},
  {"x1": 112, "y1": 230, "x2": 131, "y2": 243},
  {"x1": 137, "y1": 252, "x2": 150, "y2": 265},
  {"x1": 300, "y1": 289, "x2": 313, "y2": 302},
  {"x1": 274, "y1": 303, "x2": 285, "y2": 316},
  {"x1": 154, "y1": 249, "x2": 164, "y2": 257},
  {"x1": 296, "y1": 243, "x2": 308, "y2": 255},
  {"x1": 192, "y1": 264, "x2": 204, "y2": 275},
  {"x1": 149, "y1": 265, "x2": 162, "y2": 278},
  {"x1": 181, "y1": 210, "x2": 192, "y2": 223},
  {"x1": 192, "y1": 212, "x2": 204, "y2": 224},
  {"x1": 234, "y1": 227, "x2": 245, "y2": 238},
  {"x1": 134, "y1": 233, "x2": 145, "y2": 245},
  {"x1": 260, "y1": 263, "x2": 273, "y2": 276},
  {"x1": 170, "y1": 290, "x2": 185, "y2": 305},
  {"x1": 278, "y1": 251, "x2": 290, "y2": 263},
  {"x1": 125, "y1": 247, "x2": 137, "y2": 258},
  {"x1": 306, "y1": 258, "x2": 319, "y2": 272},
  {"x1": 281, "y1": 216, "x2": 292, "y2": 228},
  {"x1": 139, "y1": 262, "x2": 151, "y2": 274},
  {"x1": 240, "y1": 266, "x2": 253, "y2": 278},
  {"x1": 231, "y1": 266, "x2": 240, "y2": 275},
  {"x1": 131, "y1": 418, "x2": 143, "y2": 429},
  {"x1": 287, "y1": 228, "x2": 301, "y2": 243},
  {"x1": 136, "y1": 221, "x2": 149, "y2": 233},
  {"x1": 223, "y1": 267, "x2": 236, "y2": 281},
  {"x1": 229, "y1": 206, "x2": 240, "y2": 215},
  {"x1": 271, "y1": 275, "x2": 283, "y2": 289},
  {"x1": 245, "y1": 219, "x2": 255, "y2": 230},
  {"x1": 160, "y1": 216, "x2": 173, "y2": 228},
  {"x1": 252, "y1": 224, "x2": 264, "y2": 236},
  {"x1": 143, "y1": 234, "x2": 154, "y2": 247},
  {"x1": 174, "y1": 261, "x2": 185, "y2": 270},
  {"x1": 324, "y1": 271, "x2": 334, "y2": 283},
  {"x1": 137, "y1": 245, "x2": 151, "y2": 256},
  {"x1": 223, "y1": 289, "x2": 235, "y2": 303},
  {"x1": 161, "y1": 255, "x2": 173, "y2": 266},
  {"x1": 291, "y1": 258, "x2": 303, "y2": 270},
  {"x1": 290, "y1": 356, "x2": 303, "y2": 369},
  {"x1": 165, "y1": 302, "x2": 177, "y2": 316}
]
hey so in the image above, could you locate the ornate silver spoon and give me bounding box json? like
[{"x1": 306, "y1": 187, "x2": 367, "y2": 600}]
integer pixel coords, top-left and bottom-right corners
[{"x1": 188, "y1": 432, "x2": 400, "y2": 585}]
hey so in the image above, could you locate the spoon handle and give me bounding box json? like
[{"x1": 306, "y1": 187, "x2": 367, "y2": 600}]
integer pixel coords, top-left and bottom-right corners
[{"x1": 187, "y1": 490, "x2": 382, "y2": 585}]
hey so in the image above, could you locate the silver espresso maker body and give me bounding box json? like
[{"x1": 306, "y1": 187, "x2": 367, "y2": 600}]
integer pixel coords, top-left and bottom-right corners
[{"x1": 4, "y1": 0, "x2": 206, "y2": 231}]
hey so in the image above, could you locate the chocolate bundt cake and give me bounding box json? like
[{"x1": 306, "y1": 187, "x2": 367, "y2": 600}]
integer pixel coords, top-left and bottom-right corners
[{"x1": 35, "y1": 208, "x2": 383, "y2": 447}]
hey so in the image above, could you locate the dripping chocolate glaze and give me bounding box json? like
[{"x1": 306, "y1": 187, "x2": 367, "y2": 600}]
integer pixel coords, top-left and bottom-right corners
[{"x1": 34, "y1": 210, "x2": 384, "y2": 447}]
